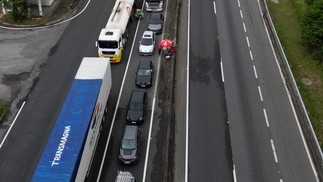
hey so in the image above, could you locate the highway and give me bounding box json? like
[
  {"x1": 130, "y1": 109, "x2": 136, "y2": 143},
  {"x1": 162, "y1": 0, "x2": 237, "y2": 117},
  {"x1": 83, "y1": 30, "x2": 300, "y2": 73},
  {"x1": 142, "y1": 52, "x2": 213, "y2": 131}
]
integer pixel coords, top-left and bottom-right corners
[
  {"x1": 187, "y1": 0, "x2": 233, "y2": 181},
  {"x1": 174, "y1": 0, "x2": 318, "y2": 181},
  {"x1": 0, "y1": 0, "x2": 128, "y2": 180},
  {"x1": 0, "y1": 0, "x2": 175, "y2": 181},
  {"x1": 0, "y1": 0, "x2": 319, "y2": 180},
  {"x1": 215, "y1": 0, "x2": 318, "y2": 181}
]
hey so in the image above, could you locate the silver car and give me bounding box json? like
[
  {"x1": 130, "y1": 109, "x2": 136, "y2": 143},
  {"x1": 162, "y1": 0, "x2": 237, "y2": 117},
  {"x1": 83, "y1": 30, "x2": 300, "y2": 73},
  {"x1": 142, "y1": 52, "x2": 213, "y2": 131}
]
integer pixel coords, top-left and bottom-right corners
[{"x1": 139, "y1": 31, "x2": 155, "y2": 55}]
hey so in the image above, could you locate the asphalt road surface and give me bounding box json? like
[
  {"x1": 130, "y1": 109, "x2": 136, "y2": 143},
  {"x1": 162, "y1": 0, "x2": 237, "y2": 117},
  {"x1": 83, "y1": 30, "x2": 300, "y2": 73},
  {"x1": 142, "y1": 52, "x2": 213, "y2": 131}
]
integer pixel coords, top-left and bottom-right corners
[
  {"x1": 0, "y1": 0, "x2": 173, "y2": 181},
  {"x1": 96, "y1": 3, "x2": 174, "y2": 182},
  {"x1": 0, "y1": 0, "x2": 319, "y2": 181},
  {"x1": 188, "y1": 0, "x2": 233, "y2": 181},
  {"x1": 0, "y1": 0, "x2": 125, "y2": 180},
  {"x1": 216, "y1": 0, "x2": 318, "y2": 181}
]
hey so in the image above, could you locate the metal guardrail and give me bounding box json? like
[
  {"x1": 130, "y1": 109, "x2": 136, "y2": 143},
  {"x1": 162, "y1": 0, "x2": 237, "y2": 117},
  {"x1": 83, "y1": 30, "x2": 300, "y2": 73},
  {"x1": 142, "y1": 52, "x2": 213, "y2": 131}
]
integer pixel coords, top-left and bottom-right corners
[{"x1": 259, "y1": 0, "x2": 323, "y2": 180}]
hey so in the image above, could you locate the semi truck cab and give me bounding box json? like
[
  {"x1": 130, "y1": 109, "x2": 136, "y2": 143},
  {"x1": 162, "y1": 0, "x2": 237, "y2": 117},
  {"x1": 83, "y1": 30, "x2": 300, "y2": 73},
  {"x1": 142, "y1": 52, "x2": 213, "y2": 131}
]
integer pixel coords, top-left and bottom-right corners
[{"x1": 97, "y1": 29, "x2": 124, "y2": 63}]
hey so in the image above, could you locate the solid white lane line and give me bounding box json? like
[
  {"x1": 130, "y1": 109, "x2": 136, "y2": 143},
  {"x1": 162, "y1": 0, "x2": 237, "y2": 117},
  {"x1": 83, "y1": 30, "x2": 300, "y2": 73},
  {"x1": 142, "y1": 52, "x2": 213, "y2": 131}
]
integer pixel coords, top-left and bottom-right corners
[
  {"x1": 233, "y1": 164, "x2": 237, "y2": 182},
  {"x1": 258, "y1": 86, "x2": 263, "y2": 101},
  {"x1": 142, "y1": 97, "x2": 156, "y2": 181},
  {"x1": 213, "y1": 1, "x2": 217, "y2": 14},
  {"x1": 243, "y1": 22, "x2": 246, "y2": 33},
  {"x1": 220, "y1": 59, "x2": 224, "y2": 82},
  {"x1": 271, "y1": 139, "x2": 278, "y2": 163},
  {"x1": 237, "y1": 0, "x2": 241, "y2": 7},
  {"x1": 263, "y1": 108, "x2": 270, "y2": 127},
  {"x1": 0, "y1": 101, "x2": 26, "y2": 148},
  {"x1": 186, "y1": 0, "x2": 191, "y2": 181},
  {"x1": 249, "y1": 50, "x2": 254, "y2": 60},
  {"x1": 240, "y1": 10, "x2": 243, "y2": 19},
  {"x1": 246, "y1": 36, "x2": 250, "y2": 48},
  {"x1": 253, "y1": 65, "x2": 258, "y2": 79},
  {"x1": 280, "y1": 179, "x2": 284, "y2": 182}
]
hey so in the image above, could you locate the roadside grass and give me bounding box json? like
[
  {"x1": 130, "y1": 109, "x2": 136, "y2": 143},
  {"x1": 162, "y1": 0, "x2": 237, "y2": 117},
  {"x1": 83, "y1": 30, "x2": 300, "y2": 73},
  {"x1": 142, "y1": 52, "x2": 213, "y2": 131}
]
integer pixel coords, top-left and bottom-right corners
[
  {"x1": 1, "y1": 14, "x2": 48, "y2": 25},
  {"x1": 0, "y1": 105, "x2": 6, "y2": 121},
  {"x1": 267, "y1": 0, "x2": 323, "y2": 147}
]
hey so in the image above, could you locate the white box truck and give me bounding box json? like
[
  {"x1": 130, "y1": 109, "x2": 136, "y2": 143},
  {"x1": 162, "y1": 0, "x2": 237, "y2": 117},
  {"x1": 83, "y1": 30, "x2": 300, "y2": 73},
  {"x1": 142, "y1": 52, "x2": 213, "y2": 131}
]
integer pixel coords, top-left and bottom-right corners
[{"x1": 32, "y1": 57, "x2": 112, "y2": 181}]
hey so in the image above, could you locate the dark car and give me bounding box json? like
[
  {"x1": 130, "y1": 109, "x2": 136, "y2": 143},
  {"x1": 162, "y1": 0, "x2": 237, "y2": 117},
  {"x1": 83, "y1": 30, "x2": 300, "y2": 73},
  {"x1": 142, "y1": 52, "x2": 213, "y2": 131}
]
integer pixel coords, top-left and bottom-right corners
[
  {"x1": 118, "y1": 125, "x2": 141, "y2": 165},
  {"x1": 126, "y1": 90, "x2": 147, "y2": 124},
  {"x1": 136, "y1": 60, "x2": 154, "y2": 87},
  {"x1": 148, "y1": 12, "x2": 164, "y2": 34}
]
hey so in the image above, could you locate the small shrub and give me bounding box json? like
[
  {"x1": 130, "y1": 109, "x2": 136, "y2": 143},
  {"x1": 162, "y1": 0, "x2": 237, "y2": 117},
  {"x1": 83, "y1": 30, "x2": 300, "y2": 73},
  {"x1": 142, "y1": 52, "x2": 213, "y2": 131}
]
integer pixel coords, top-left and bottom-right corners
[{"x1": 301, "y1": 0, "x2": 323, "y2": 62}]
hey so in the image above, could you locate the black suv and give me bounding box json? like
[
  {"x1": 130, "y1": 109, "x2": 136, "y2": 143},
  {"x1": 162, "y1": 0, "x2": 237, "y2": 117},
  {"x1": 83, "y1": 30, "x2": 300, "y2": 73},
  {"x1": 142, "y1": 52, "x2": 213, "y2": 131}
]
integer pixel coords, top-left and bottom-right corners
[
  {"x1": 126, "y1": 90, "x2": 147, "y2": 124},
  {"x1": 136, "y1": 60, "x2": 154, "y2": 87},
  {"x1": 118, "y1": 125, "x2": 141, "y2": 165}
]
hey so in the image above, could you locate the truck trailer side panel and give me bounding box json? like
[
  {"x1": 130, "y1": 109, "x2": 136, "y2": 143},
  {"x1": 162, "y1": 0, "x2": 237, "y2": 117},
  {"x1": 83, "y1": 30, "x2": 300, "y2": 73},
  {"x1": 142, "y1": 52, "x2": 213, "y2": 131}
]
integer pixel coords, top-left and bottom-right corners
[{"x1": 32, "y1": 58, "x2": 111, "y2": 182}]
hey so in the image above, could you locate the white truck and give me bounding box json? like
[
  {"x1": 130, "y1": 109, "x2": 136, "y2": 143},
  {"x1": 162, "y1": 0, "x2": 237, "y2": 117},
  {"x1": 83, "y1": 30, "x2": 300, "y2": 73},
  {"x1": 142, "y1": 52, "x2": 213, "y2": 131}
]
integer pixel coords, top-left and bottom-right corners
[
  {"x1": 32, "y1": 57, "x2": 112, "y2": 181},
  {"x1": 96, "y1": 0, "x2": 135, "y2": 63}
]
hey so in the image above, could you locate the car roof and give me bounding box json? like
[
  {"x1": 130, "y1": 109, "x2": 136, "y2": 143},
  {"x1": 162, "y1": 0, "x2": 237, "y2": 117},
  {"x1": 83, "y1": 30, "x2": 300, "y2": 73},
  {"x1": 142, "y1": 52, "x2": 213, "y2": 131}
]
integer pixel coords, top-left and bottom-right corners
[
  {"x1": 139, "y1": 60, "x2": 151, "y2": 69},
  {"x1": 143, "y1": 31, "x2": 153, "y2": 38},
  {"x1": 124, "y1": 125, "x2": 138, "y2": 139},
  {"x1": 130, "y1": 89, "x2": 146, "y2": 102},
  {"x1": 150, "y1": 13, "x2": 161, "y2": 17}
]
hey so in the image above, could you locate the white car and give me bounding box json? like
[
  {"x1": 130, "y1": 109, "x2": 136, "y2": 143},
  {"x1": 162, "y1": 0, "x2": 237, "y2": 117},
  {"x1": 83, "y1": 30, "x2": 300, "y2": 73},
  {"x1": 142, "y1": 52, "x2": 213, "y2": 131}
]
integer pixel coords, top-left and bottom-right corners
[{"x1": 139, "y1": 31, "x2": 155, "y2": 56}]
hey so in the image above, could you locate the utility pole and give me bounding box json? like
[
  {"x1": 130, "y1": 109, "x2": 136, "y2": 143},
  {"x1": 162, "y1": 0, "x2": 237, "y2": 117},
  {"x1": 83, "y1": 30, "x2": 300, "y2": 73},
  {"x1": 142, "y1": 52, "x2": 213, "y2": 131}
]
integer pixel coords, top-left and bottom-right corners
[{"x1": 37, "y1": 0, "x2": 43, "y2": 16}]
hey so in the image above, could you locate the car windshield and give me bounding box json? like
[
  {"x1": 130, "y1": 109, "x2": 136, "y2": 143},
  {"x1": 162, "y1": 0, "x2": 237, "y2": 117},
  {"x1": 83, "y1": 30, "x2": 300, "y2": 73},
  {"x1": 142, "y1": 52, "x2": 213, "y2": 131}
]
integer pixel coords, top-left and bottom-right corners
[
  {"x1": 129, "y1": 102, "x2": 143, "y2": 111},
  {"x1": 141, "y1": 38, "x2": 153, "y2": 45},
  {"x1": 122, "y1": 139, "x2": 137, "y2": 150},
  {"x1": 98, "y1": 40, "x2": 118, "y2": 49},
  {"x1": 138, "y1": 69, "x2": 151, "y2": 76},
  {"x1": 147, "y1": 0, "x2": 160, "y2": 2},
  {"x1": 150, "y1": 15, "x2": 161, "y2": 24}
]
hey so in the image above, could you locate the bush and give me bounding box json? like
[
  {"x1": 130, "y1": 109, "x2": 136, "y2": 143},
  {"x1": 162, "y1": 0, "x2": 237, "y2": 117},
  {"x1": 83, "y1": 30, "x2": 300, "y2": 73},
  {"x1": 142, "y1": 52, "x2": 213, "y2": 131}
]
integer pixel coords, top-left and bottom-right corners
[
  {"x1": 301, "y1": 0, "x2": 323, "y2": 62},
  {"x1": 0, "y1": 105, "x2": 6, "y2": 121},
  {"x1": 1, "y1": 0, "x2": 29, "y2": 21}
]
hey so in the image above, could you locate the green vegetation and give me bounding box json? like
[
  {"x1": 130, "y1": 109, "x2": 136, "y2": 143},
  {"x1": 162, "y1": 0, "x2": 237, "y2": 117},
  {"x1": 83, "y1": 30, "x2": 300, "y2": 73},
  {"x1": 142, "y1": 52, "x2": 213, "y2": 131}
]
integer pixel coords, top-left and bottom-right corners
[
  {"x1": 0, "y1": 0, "x2": 75, "y2": 26},
  {"x1": 300, "y1": 0, "x2": 323, "y2": 62},
  {"x1": 1, "y1": 0, "x2": 28, "y2": 21},
  {"x1": 0, "y1": 105, "x2": 6, "y2": 121},
  {"x1": 1, "y1": 13, "x2": 49, "y2": 25},
  {"x1": 267, "y1": 0, "x2": 323, "y2": 147}
]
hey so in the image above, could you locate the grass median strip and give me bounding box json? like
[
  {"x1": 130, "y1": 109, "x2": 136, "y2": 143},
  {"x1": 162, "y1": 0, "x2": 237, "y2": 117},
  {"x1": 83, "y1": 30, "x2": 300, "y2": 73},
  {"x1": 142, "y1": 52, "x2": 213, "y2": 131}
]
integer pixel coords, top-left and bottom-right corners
[{"x1": 267, "y1": 0, "x2": 323, "y2": 147}]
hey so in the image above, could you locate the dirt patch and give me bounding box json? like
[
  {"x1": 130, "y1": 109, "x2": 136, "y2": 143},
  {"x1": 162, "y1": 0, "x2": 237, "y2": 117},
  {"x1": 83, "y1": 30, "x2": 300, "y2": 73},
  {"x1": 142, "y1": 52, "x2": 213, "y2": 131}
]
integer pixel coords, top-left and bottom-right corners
[{"x1": 302, "y1": 78, "x2": 313, "y2": 86}]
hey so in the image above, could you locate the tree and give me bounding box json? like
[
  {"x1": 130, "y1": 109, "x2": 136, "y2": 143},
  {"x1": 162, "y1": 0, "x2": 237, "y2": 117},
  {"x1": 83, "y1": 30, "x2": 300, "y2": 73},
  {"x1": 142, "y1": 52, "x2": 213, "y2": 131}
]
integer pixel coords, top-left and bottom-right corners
[
  {"x1": 2, "y1": 0, "x2": 28, "y2": 21},
  {"x1": 301, "y1": 0, "x2": 323, "y2": 62}
]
